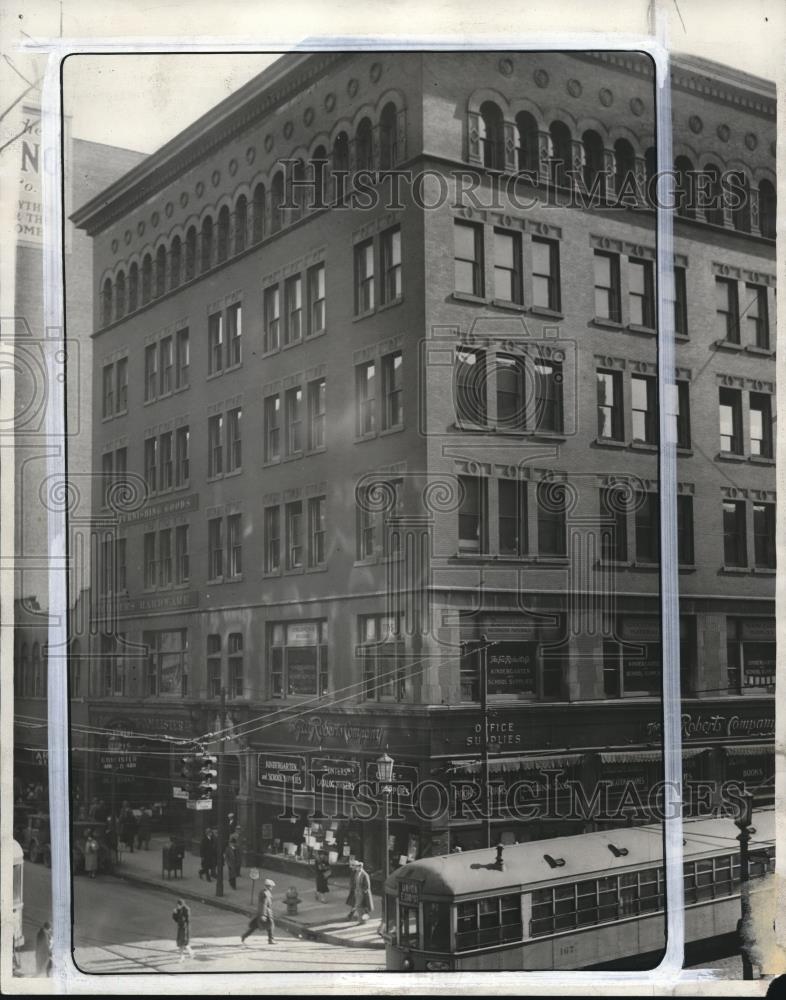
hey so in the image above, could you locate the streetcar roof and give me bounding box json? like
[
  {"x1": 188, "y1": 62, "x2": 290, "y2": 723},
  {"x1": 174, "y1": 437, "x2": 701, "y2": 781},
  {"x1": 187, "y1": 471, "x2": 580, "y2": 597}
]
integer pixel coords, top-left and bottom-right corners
[{"x1": 386, "y1": 810, "x2": 774, "y2": 897}]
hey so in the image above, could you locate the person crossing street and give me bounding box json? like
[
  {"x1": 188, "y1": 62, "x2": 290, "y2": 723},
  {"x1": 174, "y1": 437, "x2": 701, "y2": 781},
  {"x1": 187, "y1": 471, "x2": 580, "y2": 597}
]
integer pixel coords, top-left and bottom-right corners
[{"x1": 240, "y1": 878, "x2": 276, "y2": 945}]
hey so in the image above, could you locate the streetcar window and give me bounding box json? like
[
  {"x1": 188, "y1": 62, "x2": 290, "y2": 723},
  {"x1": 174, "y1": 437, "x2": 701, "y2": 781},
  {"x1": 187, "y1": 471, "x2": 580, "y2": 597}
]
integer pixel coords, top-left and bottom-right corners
[
  {"x1": 554, "y1": 884, "x2": 577, "y2": 930},
  {"x1": 696, "y1": 860, "x2": 714, "y2": 901},
  {"x1": 619, "y1": 873, "x2": 638, "y2": 916},
  {"x1": 399, "y1": 904, "x2": 419, "y2": 948},
  {"x1": 684, "y1": 861, "x2": 697, "y2": 904},
  {"x1": 423, "y1": 902, "x2": 450, "y2": 951},
  {"x1": 456, "y1": 894, "x2": 523, "y2": 950},
  {"x1": 598, "y1": 876, "x2": 618, "y2": 921},
  {"x1": 531, "y1": 888, "x2": 555, "y2": 936},
  {"x1": 577, "y1": 880, "x2": 597, "y2": 925},
  {"x1": 639, "y1": 868, "x2": 659, "y2": 913},
  {"x1": 714, "y1": 857, "x2": 732, "y2": 896}
]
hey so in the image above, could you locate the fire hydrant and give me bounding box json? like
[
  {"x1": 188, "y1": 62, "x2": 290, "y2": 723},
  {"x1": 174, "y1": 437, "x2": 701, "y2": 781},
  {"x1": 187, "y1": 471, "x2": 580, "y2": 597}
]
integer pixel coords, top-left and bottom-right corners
[{"x1": 285, "y1": 886, "x2": 301, "y2": 915}]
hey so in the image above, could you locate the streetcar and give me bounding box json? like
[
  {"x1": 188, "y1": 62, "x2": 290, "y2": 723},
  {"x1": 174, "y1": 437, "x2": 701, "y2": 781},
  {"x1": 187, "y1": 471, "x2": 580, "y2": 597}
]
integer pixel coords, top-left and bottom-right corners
[
  {"x1": 384, "y1": 809, "x2": 775, "y2": 971},
  {"x1": 12, "y1": 839, "x2": 24, "y2": 949}
]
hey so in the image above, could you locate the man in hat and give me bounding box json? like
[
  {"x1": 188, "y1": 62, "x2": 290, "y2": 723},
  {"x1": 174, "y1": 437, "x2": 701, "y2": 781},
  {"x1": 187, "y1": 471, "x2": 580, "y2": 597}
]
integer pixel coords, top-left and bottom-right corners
[
  {"x1": 345, "y1": 858, "x2": 359, "y2": 920},
  {"x1": 241, "y1": 878, "x2": 275, "y2": 945},
  {"x1": 353, "y1": 860, "x2": 374, "y2": 924}
]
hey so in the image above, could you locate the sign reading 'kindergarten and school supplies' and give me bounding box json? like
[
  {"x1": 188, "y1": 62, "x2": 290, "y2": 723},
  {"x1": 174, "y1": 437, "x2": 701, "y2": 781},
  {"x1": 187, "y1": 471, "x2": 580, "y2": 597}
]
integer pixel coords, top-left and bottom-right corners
[{"x1": 256, "y1": 753, "x2": 308, "y2": 790}]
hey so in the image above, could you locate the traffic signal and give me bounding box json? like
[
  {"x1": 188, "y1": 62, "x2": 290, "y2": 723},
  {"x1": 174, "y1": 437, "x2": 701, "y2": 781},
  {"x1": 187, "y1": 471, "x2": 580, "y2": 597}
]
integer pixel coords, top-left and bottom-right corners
[{"x1": 196, "y1": 754, "x2": 218, "y2": 800}]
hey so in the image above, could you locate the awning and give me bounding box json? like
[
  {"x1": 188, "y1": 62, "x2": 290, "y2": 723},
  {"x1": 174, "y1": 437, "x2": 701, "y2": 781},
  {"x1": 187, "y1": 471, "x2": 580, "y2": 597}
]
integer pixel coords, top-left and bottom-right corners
[
  {"x1": 723, "y1": 743, "x2": 775, "y2": 759},
  {"x1": 600, "y1": 749, "x2": 663, "y2": 765},
  {"x1": 447, "y1": 753, "x2": 583, "y2": 776}
]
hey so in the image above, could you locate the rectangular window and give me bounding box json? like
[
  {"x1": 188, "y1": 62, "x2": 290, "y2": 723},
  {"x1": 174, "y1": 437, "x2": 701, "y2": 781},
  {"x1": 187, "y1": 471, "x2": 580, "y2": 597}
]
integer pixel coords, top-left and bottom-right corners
[
  {"x1": 144, "y1": 531, "x2": 156, "y2": 589},
  {"x1": 454, "y1": 221, "x2": 484, "y2": 296},
  {"x1": 359, "y1": 614, "x2": 406, "y2": 701},
  {"x1": 674, "y1": 381, "x2": 691, "y2": 449},
  {"x1": 208, "y1": 312, "x2": 223, "y2": 374},
  {"x1": 103, "y1": 363, "x2": 115, "y2": 417},
  {"x1": 308, "y1": 496, "x2": 326, "y2": 568},
  {"x1": 208, "y1": 413, "x2": 224, "y2": 477},
  {"x1": 116, "y1": 537, "x2": 127, "y2": 591},
  {"x1": 381, "y1": 351, "x2": 403, "y2": 430},
  {"x1": 175, "y1": 524, "x2": 190, "y2": 583},
  {"x1": 101, "y1": 451, "x2": 113, "y2": 507},
  {"x1": 285, "y1": 386, "x2": 303, "y2": 455},
  {"x1": 208, "y1": 517, "x2": 224, "y2": 579},
  {"x1": 631, "y1": 374, "x2": 657, "y2": 444},
  {"x1": 493, "y1": 228, "x2": 522, "y2": 303},
  {"x1": 226, "y1": 302, "x2": 242, "y2": 366},
  {"x1": 175, "y1": 426, "x2": 190, "y2": 486},
  {"x1": 499, "y1": 478, "x2": 527, "y2": 556},
  {"x1": 114, "y1": 447, "x2": 127, "y2": 500},
  {"x1": 750, "y1": 392, "x2": 773, "y2": 458},
  {"x1": 286, "y1": 501, "x2": 303, "y2": 569},
  {"x1": 719, "y1": 387, "x2": 743, "y2": 454},
  {"x1": 264, "y1": 506, "x2": 281, "y2": 573},
  {"x1": 380, "y1": 225, "x2": 402, "y2": 304},
  {"x1": 227, "y1": 513, "x2": 242, "y2": 577},
  {"x1": 116, "y1": 357, "x2": 128, "y2": 412},
  {"x1": 455, "y1": 348, "x2": 486, "y2": 426},
  {"x1": 744, "y1": 283, "x2": 769, "y2": 349},
  {"x1": 228, "y1": 633, "x2": 244, "y2": 698},
  {"x1": 723, "y1": 500, "x2": 747, "y2": 567},
  {"x1": 264, "y1": 285, "x2": 280, "y2": 352},
  {"x1": 677, "y1": 494, "x2": 694, "y2": 564},
  {"x1": 159, "y1": 431, "x2": 173, "y2": 491},
  {"x1": 144, "y1": 629, "x2": 188, "y2": 697},
  {"x1": 635, "y1": 492, "x2": 659, "y2": 563},
  {"x1": 307, "y1": 262, "x2": 326, "y2": 335},
  {"x1": 532, "y1": 237, "x2": 561, "y2": 311},
  {"x1": 357, "y1": 486, "x2": 376, "y2": 560},
  {"x1": 458, "y1": 475, "x2": 487, "y2": 553},
  {"x1": 284, "y1": 274, "x2": 303, "y2": 345},
  {"x1": 628, "y1": 258, "x2": 655, "y2": 328},
  {"x1": 207, "y1": 634, "x2": 222, "y2": 698},
  {"x1": 158, "y1": 528, "x2": 172, "y2": 586},
  {"x1": 159, "y1": 335, "x2": 173, "y2": 394},
  {"x1": 264, "y1": 395, "x2": 281, "y2": 462},
  {"x1": 356, "y1": 361, "x2": 376, "y2": 436},
  {"x1": 496, "y1": 354, "x2": 525, "y2": 430},
  {"x1": 227, "y1": 407, "x2": 242, "y2": 472},
  {"x1": 594, "y1": 251, "x2": 621, "y2": 322},
  {"x1": 600, "y1": 486, "x2": 627, "y2": 562},
  {"x1": 596, "y1": 369, "x2": 623, "y2": 441},
  {"x1": 144, "y1": 437, "x2": 158, "y2": 493},
  {"x1": 354, "y1": 238, "x2": 375, "y2": 313},
  {"x1": 175, "y1": 327, "x2": 190, "y2": 388},
  {"x1": 753, "y1": 502, "x2": 775, "y2": 568},
  {"x1": 144, "y1": 343, "x2": 157, "y2": 402},
  {"x1": 307, "y1": 378, "x2": 326, "y2": 450},
  {"x1": 269, "y1": 620, "x2": 328, "y2": 698},
  {"x1": 674, "y1": 266, "x2": 688, "y2": 336},
  {"x1": 534, "y1": 358, "x2": 563, "y2": 432},
  {"x1": 537, "y1": 481, "x2": 567, "y2": 557},
  {"x1": 715, "y1": 277, "x2": 740, "y2": 343}
]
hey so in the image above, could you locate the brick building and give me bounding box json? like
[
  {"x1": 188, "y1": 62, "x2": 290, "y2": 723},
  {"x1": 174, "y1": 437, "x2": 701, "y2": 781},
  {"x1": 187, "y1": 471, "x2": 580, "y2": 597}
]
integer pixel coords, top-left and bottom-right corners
[{"x1": 72, "y1": 51, "x2": 775, "y2": 871}]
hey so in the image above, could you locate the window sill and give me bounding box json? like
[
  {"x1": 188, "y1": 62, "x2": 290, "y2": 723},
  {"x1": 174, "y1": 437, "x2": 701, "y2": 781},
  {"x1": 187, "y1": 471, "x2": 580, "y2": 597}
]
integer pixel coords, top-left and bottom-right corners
[
  {"x1": 173, "y1": 383, "x2": 190, "y2": 395},
  {"x1": 716, "y1": 452, "x2": 747, "y2": 463},
  {"x1": 226, "y1": 574, "x2": 243, "y2": 583},
  {"x1": 261, "y1": 347, "x2": 280, "y2": 359},
  {"x1": 206, "y1": 474, "x2": 224, "y2": 483},
  {"x1": 283, "y1": 452, "x2": 304, "y2": 463},
  {"x1": 592, "y1": 437, "x2": 627, "y2": 448},
  {"x1": 305, "y1": 327, "x2": 327, "y2": 340},
  {"x1": 627, "y1": 324, "x2": 657, "y2": 337},
  {"x1": 492, "y1": 426, "x2": 566, "y2": 441},
  {"x1": 377, "y1": 296, "x2": 404, "y2": 314},
  {"x1": 491, "y1": 298, "x2": 527, "y2": 313},
  {"x1": 678, "y1": 564, "x2": 697, "y2": 573},
  {"x1": 590, "y1": 317, "x2": 624, "y2": 331},
  {"x1": 206, "y1": 370, "x2": 225, "y2": 381},
  {"x1": 748, "y1": 455, "x2": 775, "y2": 466},
  {"x1": 207, "y1": 576, "x2": 224, "y2": 585},
  {"x1": 173, "y1": 582, "x2": 191, "y2": 590},
  {"x1": 305, "y1": 445, "x2": 328, "y2": 456},
  {"x1": 353, "y1": 308, "x2": 376, "y2": 323},
  {"x1": 677, "y1": 447, "x2": 693, "y2": 457},
  {"x1": 282, "y1": 338, "x2": 304, "y2": 351},
  {"x1": 720, "y1": 565, "x2": 751, "y2": 575},
  {"x1": 528, "y1": 305, "x2": 564, "y2": 320},
  {"x1": 451, "y1": 291, "x2": 488, "y2": 306},
  {"x1": 629, "y1": 441, "x2": 658, "y2": 452},
  {"x1": 263, "y1": 569, "x2": 281, "y2": 578},
  {"x1": 751, "y1": 566, "x2": 776, "y2": 575},
  {"x1": 745, "y1": 345, "x2": 774, "y2": 357},
  {"x1": 597, "y1": 559, "x2": 633, "y2": 568},
  {"x1": 354, "y1": 433, "x2": 377, "y2": 444},
  {"x1": 379, "y1": 425, "x2": 405, "y2": 437},
  {"x1": 262, "y1": 458, "x2": 281, "y2": 468},
  {"x1": 632, "y1": 560, "x2": 660, "y2": 571},
  {"x1": 354, "y1": 557, "x2": 379, "y2": 568},
  {"x1": 225, "y1": 362, "x2": 242, "y2": 374},
  {"x1": 675, "y1": 332, "x2": 690, "y2": 342},
  {"x1": 713, "y1": 339, "x2": 743, "y2": 353},
  {"x1": 283, "y1": 566, "x2": 305, "y2": 576},
  {"x1": 224, "y1": 468, "x2": 243, "y2": 478},
  {"x1": 306, "y1": 564, "x2": 328, "y2": 574}
]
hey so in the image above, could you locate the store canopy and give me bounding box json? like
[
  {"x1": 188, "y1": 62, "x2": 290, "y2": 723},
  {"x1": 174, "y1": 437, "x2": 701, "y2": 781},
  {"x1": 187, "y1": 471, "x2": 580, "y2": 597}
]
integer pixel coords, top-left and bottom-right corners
[
  {"x1": 447, "y1": 753, "x2": 584, "y2": 777},
  {"x1": 599, "y1": 749, "x2": 664, "y2": 765},
  {"x1": 723, "y1": 743, "x2": 774, "y2": 759}
]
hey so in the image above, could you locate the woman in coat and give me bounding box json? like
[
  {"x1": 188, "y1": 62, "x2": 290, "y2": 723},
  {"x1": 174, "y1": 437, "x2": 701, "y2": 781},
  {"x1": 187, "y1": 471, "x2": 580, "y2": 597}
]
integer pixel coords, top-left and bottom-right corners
[
  {"x1": 84, "y1": 829, "x2": 99, "y2": 878},
  {"x1": 225, "y1": 834, "x2": 241, "y2": 890},
  {"x1": 353, "y1": 861, "x2": 374, "y2": 923},
  {"x1": 172, "y1": 899, "x2": 194, "y2": 961},
  {"x1": 314, "y1": 852, "x2": 331, "y2": 902}
]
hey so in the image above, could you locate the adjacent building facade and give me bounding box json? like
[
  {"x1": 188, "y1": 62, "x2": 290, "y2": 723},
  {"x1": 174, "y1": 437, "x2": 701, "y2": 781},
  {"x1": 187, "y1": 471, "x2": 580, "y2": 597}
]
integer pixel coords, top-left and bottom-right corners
[{"x1": 73, "y1": 50, "x2": 776, "y2": 871}]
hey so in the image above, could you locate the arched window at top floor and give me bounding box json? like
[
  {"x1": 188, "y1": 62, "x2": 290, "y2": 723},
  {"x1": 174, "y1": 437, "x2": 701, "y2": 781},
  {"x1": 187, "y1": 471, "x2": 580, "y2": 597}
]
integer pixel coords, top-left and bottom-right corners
[
  {"x1": 289, "y1": 159, "x2": 308, "y2": 219},
  {"x1": 674, "y1": 155, "x2": 695, "y2": 220},
  {"x1": 200, "y1": 216, "x2": 213, "y2": 273},
  {"x1": 141, "y1": 254, "x2": 152, "y2": 305},
  {"x1": 170, "y1": 236, "x2": 182, "y2": 288},
  {"x1": 548, "y1": 120, "x2": 572, "y2": 188},
  {"x1": 155, "y1": 244, "x2": 167, "y2": 297},
  {"x1": 253, "y1": 183, "x2": 266, "y2": 244},
  {"x1": 479, "y1": 101, "x2": 504, "y2": 170},
  {"x1": 614, "y1": 138, "x2": 635, "y2": 200},
  {"x1": 644, "y1": 146, "x2": 656, "y2": 206},
  {"x1": 379, "y1": 103, "x2": 397, "y2": 169},
  {"x1": 235, "y1": 195, "x2": 248, "y2": 253},
  {"x1": 101, "y1": 278, "x2": 112, "y2": 326},
  {"x1": 582, "y1": 129, "x2": 605, "y2": 198},
  {"x1": 355, "y1": 117, "x2": 373, "y2": 172},
  {"x1": 128, "y1": 262, "x2": 139, "y2": 311},
  {"x1": 730, "y1": 171, "x2": 751, "y2": 233},
  {"x1": 217, "y1": 205, "x2": 230, "y2": 263},
  {"x1": 703, "y1": 163, "x2": 724, "y2": 226},
  {"x1": 115, "y1": 271, "x2": 126, "y2": 320},
  {"x1": 516, "y1": 111, "x2": 538, "y2": 174},
  {"x1": 333, "y1": 131, "x2": 350, "y2": 173},
  {"x1": 185, "y1": 227, "x2": 197, "y2": 281},
  {"x1": 312, "y1": 145, "x2": 328, "y2": 207},
  {"x1": 759, "y1": 179, "x2": 776, "y2": 239},
  {"x1": 270, "y1": 172, "x2": 285, "y2": 234}
]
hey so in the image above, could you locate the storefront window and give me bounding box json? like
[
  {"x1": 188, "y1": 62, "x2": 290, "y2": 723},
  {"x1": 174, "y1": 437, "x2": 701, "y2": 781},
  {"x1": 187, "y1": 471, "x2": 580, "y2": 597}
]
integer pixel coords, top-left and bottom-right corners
[
  {"x1": 269, "y1": 621, "x2": 328, "y2": 698},
  {"x1": 459, "y1": 616, "x2": 566, "y2": 702},
  {"x1": 726, "y1": 618, "x2": 775, "y2": 692}
]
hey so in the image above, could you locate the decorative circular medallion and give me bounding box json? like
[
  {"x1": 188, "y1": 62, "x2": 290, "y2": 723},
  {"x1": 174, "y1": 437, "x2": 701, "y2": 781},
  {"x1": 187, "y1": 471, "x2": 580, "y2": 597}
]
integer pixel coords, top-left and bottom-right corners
[
  {"x1": 264, "y1": 133, "x2": 274, "y2": 153},
  {"x1": 228, "y1": 158, "x2": 238, "y2": 176},
  {"x1": 180, "y1": 192, "x2": 189, "y2": 208},
  {"x1": 136, "y1": 221, "x2": 145, "y2": 236},
  {"x1": 111, "y1": 239, "x2": 118, "y2": 253},
  {"x1": 347, "y1": 78, "x2": 359, "y2": 98},
  {"x1": 370, "y1": 62, "x2": 382, "y2": 83},
  {"x1": 599, "y1": 87, "x2": 613, "y2": 107},
  {"x1": 630, "y1": 97, "x2": 644, "y2": 116},
  {"x1": 211, "y1": 170, "x2": 221, "y2": 187},
  {"x1": 716, "y1": 123, "x2": 730, "y2": 142},
  {"x1": 151, "y1": 211, "x2": 159, "y2": 227},
  {"x1": 283, "y1": 120, "x2": 294, "y2": 139},
  {"x1": 745, "y1": 132, "x2": 758, "y2": 150},
  {"x1": 246, "y1": 146, "x2": 256, "y2": 164},
  {"x1": 124, "y1": 230, "x2": 132, "y2": 244},
  {"x1": 567, "y1": 78, "x2": 582, "y2": 98},
  {"x1": 303, "y1": 107, "x2": 314, "y2": 127},
  {"x1": 324, "y1": 92, "x2": 336, "y2": 112},
  {"x1": 498, "y1": 57, "x2": 514, "y2": 77},
  {"x1": 165, "y1": 201, "x2": 174, "y2": 218},
  {"x1": 534, "y1": 68, "x2": 549, "y2": 88},
  {"x1": 195, "y1": 180, "x2": 205, "y2": 197},
  {"x1": 688, "y1": 115, "x2": 703, "y2": 134}
]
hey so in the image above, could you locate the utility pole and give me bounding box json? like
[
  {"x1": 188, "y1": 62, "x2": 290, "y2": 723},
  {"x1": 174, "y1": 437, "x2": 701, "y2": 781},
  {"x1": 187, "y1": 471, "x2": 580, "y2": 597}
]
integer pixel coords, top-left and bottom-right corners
[
  {"x1": 480, "y1": 634, "x2": 492, "y2": 849},
  {"x1": 734, "y1": 790, "x2": 754, "y2": 980},
  {"x1": 215, "y1": 686, "x2": 226, "y2": 898}
]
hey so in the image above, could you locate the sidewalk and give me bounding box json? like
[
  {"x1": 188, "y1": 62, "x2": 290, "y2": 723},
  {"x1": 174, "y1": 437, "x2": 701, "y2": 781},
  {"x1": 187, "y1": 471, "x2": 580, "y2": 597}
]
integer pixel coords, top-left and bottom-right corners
[{"x1": 105, "y1": 836, "x2": 384, "y2": 950}]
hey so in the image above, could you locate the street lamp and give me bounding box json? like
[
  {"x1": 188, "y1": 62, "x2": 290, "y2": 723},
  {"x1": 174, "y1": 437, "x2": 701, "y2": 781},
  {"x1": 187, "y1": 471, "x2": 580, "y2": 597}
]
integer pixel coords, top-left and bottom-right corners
[
  {"x1": 733, "y1": 790, "x2": 754, "y2": 980},
  {"x1": 377, "y1": 750, "x2": 394, "y2": 938}
]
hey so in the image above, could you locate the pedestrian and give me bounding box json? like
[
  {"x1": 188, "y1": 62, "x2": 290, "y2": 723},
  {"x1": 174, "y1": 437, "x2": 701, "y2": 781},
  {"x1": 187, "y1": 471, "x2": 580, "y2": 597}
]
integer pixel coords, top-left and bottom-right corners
[
  {"x1": 225, "y1": 833, "x2": 241, "y2": 890},
  {"x1": 199, "y1": 827, "x2": 216, "y2": 881},
  {"x1": 241, "y1": 878, "x2": 275, "y2": 944},
  {"x1": 103, "y1": 822, "x2": 118, "y2": 867},
  {"x1": 353, "y1": 860, "x2": 374, "y2": 924},
  {"x1": 314, "y1": 851, "x2": 331, "y2": 903},
  {"x1": 119, "y1": 801, "x2": 137, "y2": 853},
  {"x1": 227, "y1": 812, "x2": 238, "y2": 837},
  {"x1": 35, "y1": 921, "x2": 52, "y2": 976},
  {"x1": 84, "y1": 828, "x2": 99, "y2": 878},
  {"x1": 137, "y1": 805, "x2": 152, "y2": 850},
  {"x1": 345, "y1": 859, "x2": 360, "y2": 920},
  {"x1": 167, "y1": 834, "x2": 185, "y2": 874},
  {"x1": 172, "y1": 899, "x2": 194, "y2": 961}
]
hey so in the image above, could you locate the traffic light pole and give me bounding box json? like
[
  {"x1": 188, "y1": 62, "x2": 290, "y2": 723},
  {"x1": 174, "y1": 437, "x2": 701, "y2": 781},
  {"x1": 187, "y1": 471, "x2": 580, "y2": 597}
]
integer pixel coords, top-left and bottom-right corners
[{"x1": 215, "y1": 686, "x2": 226, "y2": 898}]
